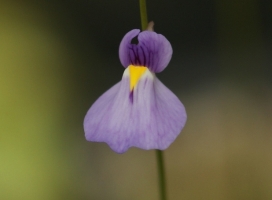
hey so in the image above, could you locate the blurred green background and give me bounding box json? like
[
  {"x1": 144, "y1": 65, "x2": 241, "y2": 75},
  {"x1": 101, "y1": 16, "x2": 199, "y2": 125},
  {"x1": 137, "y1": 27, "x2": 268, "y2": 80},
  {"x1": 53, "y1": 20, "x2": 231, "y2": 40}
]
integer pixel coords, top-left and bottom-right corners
[{"x1": 0, "y1": 0, "x2": 272, "y2": 199}]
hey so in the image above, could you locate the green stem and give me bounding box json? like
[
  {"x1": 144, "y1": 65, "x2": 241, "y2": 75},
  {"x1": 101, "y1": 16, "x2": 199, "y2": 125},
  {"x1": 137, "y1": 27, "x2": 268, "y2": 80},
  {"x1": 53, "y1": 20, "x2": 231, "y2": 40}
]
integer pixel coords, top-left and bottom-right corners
[
  {"x1": 156, "y1": 150, "x2": 167, "y2": 200},
  {"x1": 139, "y1": 0, "x2": 148, "y2": 30},
  {"x1": 138, "y1": 1, "x2": 167, "y2": 199}
]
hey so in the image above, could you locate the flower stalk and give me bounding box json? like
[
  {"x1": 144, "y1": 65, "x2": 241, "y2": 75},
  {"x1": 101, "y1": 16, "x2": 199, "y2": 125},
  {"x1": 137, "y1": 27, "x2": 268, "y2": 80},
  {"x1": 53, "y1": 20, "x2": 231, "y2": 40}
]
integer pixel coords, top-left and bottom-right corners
[
  {"x1": 156, "y1": 150, "x2": 167, "y2": 200},
  {"x1": 139, "y1": 1, "x2": 167, "y2": 200},
  {"x1": 139, "y1": 0, "x2": 148, "y2": 30}
]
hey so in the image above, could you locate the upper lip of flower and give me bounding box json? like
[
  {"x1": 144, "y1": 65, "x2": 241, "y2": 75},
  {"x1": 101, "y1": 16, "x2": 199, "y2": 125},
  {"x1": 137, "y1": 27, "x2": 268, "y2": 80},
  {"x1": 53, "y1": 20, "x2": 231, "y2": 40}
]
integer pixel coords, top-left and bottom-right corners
[{"x1": 119, "y1": 29, "x2": 173, "y2": 73}]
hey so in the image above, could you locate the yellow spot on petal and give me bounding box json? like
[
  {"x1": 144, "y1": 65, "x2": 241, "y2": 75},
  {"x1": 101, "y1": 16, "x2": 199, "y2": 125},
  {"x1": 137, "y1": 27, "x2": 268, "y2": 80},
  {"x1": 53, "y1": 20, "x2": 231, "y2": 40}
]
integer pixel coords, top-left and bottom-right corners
[{"x1": 129, "y1": 65, "x2": 147, "y2": 91}]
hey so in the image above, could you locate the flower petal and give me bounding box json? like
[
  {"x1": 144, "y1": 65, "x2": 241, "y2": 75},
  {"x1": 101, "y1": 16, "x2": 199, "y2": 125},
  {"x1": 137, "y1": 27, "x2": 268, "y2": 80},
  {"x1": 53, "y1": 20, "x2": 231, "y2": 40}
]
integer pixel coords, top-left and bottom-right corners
[
  {"x1": 119, "y1": 29, "x2": 141, "y2": 69},
  {"x1": 119, "y1": 29, "x2": 173, "y2": 73},
  {"x1": 84, "y1": 68, "x2": 187, "y2": 153}
]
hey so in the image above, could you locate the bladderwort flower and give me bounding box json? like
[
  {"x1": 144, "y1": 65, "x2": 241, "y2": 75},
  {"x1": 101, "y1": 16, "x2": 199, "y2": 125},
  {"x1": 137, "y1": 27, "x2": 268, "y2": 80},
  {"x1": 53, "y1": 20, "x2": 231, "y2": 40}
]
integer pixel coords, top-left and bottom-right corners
[{"x1": 84, "y1": 26, "x2": 187, "y2": 153}]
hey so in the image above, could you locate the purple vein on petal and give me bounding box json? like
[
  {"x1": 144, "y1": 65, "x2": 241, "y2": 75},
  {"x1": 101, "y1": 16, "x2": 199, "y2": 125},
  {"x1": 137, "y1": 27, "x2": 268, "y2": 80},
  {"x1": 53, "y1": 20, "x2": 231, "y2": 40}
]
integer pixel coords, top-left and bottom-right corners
[{"x1": 129, "y1": 90, "x2": 134, "y2": 103}]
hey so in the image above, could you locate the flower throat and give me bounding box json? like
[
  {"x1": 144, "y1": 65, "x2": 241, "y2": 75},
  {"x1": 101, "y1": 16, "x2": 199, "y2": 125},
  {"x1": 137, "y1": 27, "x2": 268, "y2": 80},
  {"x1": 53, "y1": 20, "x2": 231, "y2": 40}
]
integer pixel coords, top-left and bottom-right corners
[{"x1": 128, "y1": 65, "x2": 147, "y2": 91}]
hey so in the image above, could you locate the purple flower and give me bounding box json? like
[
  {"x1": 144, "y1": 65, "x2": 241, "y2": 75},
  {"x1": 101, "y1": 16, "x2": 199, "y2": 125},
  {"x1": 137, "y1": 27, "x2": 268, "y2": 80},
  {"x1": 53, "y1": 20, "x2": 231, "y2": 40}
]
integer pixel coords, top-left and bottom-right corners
[{"x1": 84, "y1": 29, "x2": 187, "y2": 153}]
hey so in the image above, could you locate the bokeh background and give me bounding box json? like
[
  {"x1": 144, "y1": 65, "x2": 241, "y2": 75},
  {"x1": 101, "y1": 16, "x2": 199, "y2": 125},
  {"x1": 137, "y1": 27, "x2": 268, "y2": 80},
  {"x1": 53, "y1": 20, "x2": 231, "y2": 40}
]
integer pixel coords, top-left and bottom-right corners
[{"x1": 1, "y1": 0, "x2": 272, "y2": 199}]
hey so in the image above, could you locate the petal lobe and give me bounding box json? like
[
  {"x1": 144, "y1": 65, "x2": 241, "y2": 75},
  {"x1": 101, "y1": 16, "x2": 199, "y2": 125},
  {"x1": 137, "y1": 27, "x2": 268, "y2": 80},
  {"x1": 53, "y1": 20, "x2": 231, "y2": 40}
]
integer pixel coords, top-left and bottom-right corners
[{"x1": 84, "y1": 68, "x2": 186, "y2": 153}]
